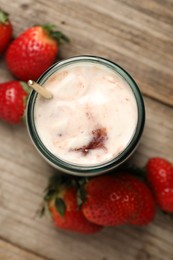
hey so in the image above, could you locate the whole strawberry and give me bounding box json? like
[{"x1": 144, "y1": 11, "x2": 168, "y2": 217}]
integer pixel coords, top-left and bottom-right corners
[
  {"x1": 44, "y1": 175, "x2": 102, "y2": 234},
  {"x1": 117, "y1": 174, "x2": 156, "y2": 225},
  {"x1": 6, "y1": 24, "x2": 69, "y2": 81},
  {"x1": 147, "y1": 157, "x2": 173, "y2": 212},
  {"x1": 81, "y1": 175, "x2": 142, "y2": 226},
  {"x1": 0, "y1": 9, "x2": 13, "y2": 54},
  {"x1": 0, "y1": 81, "x2": 29, "y2": 124}
]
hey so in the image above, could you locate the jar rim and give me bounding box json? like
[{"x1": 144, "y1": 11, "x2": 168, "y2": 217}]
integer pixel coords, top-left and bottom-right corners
[{"x1": 26, "y1": 55, "x2": 145, "y2": 176}]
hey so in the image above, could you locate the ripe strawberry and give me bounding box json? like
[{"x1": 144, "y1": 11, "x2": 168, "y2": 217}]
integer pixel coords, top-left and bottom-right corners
[
  {"x1": 82, "y1": 175, "x2": 142, "y2": 226},
  {"x1": 117, "y1": 174, "x2": 156, "y2": 225},
  {"x1": 0, "y1": 81, "x2": 29, "y2": 124},
  {"x1": 44, "y1": 175, "x2": 102, "y2": 234},
  {"x1": 6, "y1": 24, "x2": 69, "y2": 81},
  {"x1": 0, "y1": 9, "x2": 13, "y2": 54},
  {"x1": 146, "y1": 157, "x2": 173, "y2": 212}
]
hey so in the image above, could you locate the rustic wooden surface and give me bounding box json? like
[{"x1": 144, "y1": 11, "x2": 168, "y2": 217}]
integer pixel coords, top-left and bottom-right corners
[{"x1": 0, "y1": 0, "x2": 173, "y2": 259}]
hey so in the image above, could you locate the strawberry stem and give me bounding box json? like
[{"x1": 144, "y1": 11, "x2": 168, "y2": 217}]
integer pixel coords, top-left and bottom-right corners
[
  {"x1": 0, "y1": 9, "x2": 9, "y2": 25},
  {"x1": 42, "y1": 23, "x2": 70, "y2": 44}
]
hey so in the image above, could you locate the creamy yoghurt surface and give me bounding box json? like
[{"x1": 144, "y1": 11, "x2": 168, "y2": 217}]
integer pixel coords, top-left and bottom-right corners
[{"x1": 34, "y1": 61, "x2": 138, "y2": 166}]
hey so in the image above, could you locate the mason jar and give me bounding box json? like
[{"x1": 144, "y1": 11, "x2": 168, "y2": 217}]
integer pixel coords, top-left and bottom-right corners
[{"x1": 26, "y1": 55, "x2": 145, "y2": 176}]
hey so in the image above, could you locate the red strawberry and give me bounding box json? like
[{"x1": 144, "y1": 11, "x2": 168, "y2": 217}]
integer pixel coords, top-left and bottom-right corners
[
  {"x1": 146, "y1": 157, "x2": 173, "y2": 212},
  {"x1": 6, "y1": 24, "x2": 69, "y2": 81},
  {"x1": 0, "y1": 81, "x2": 29, "y2": 124},
  {"x1": 117, "y1": 174, "x2": 156, "y2": 225},
  {"x1": 0, "y1": 9, "x2": 13, "y2": 54},
  {"x1": 82, "y1": 175, "x2": 142, "y2": 226},
  {"x1": 44, "y1": 175, "x2": 102, "y2": 234}
]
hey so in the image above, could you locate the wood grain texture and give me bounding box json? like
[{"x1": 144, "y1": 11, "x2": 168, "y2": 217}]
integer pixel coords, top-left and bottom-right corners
[
  {"x1": 0, "y1": 239, "x2": 46, "y2": 260},
  {"x1": 0, "y1": 0, "x2": 173, "y2": 259}
]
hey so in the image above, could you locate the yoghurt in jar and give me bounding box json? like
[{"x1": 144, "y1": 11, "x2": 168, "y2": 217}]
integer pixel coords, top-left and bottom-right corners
[{"x1": 26, "y1": 56, "x2": 145, "y2": 175}]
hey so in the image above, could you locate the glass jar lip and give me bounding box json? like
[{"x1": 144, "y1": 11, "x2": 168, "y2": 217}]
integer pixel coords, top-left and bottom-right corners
[{"x1": 26, "y1": 55, "x2": 145, "y2": 175}]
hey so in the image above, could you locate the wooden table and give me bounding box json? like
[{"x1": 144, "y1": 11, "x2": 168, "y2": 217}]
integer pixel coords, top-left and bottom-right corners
[{"x1": 0, "y1": 1, "x2": 173, "y2": 259}]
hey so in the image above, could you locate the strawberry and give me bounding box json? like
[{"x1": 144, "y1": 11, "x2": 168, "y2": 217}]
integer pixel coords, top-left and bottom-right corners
[
  {"x1": 0, "y1": 9, "x2": 13, "y2": 54},
  {"x1": 6, "y1": 24, "x2": 69, "y2": 81},
  {"x1": 44, "y1": 175, "x2": 102, "y2": 234},
  {"x1": 117, "y1": 174, "x2": 156, "y2": 225},
  {"x1": 146, "y1": 157, "x2": 173, "y2": 212},
  {"x1": 81, "y1": 175, "x2": 142, "y2": 226},
  {"x1": 0, "y1": 81, "x2": 29, "y2": 124}
]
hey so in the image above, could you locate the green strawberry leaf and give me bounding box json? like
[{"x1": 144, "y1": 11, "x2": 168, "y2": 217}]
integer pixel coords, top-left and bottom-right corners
[
  {"x1": 43, "y1": 174, "x2": 73, "y2": 207},
  {"x1": 22, "y1": 81, "x2": 31, "y2": 124},
  {"x1": 0, "y1": 9, "x2": 9, "y2": 25},
  {"x1": 42, "y1": 23, "x2": 70, "y2": 44},
  {"x1": 55, "y1": 198, "x2": 66, "y2": 217},
  {"x1": 21, "y1": 81, "x2": 31, "y2": 95},
  {"x1": 44, "y1": 188, "x2": 56, "y2": 202},
  {"x1": 77, "y1": 186, "x2": 87, "y2": 208},
  {"x1": 46, "y1": 174, "x2": 65, "y2": 193},
  {"x1": 51, "y1": 31, "x2": 70, "y2": 44}
]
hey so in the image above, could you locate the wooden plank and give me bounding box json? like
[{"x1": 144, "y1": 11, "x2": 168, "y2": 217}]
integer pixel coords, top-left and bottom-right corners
[
  {"x1": 0, "y1": 97, "x2": 173, "y2": 260},
  {"x1": 0, "y1": 0, "x2": 173, "y2": 106},
  {"x1": 0, "y1": 239, "x2": 47, "y2": 260}
]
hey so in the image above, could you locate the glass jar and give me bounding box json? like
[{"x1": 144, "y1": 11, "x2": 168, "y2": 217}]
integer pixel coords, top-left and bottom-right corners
[{"x1": 26, "y1": 55, "x2": 145, "y2": 176}]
